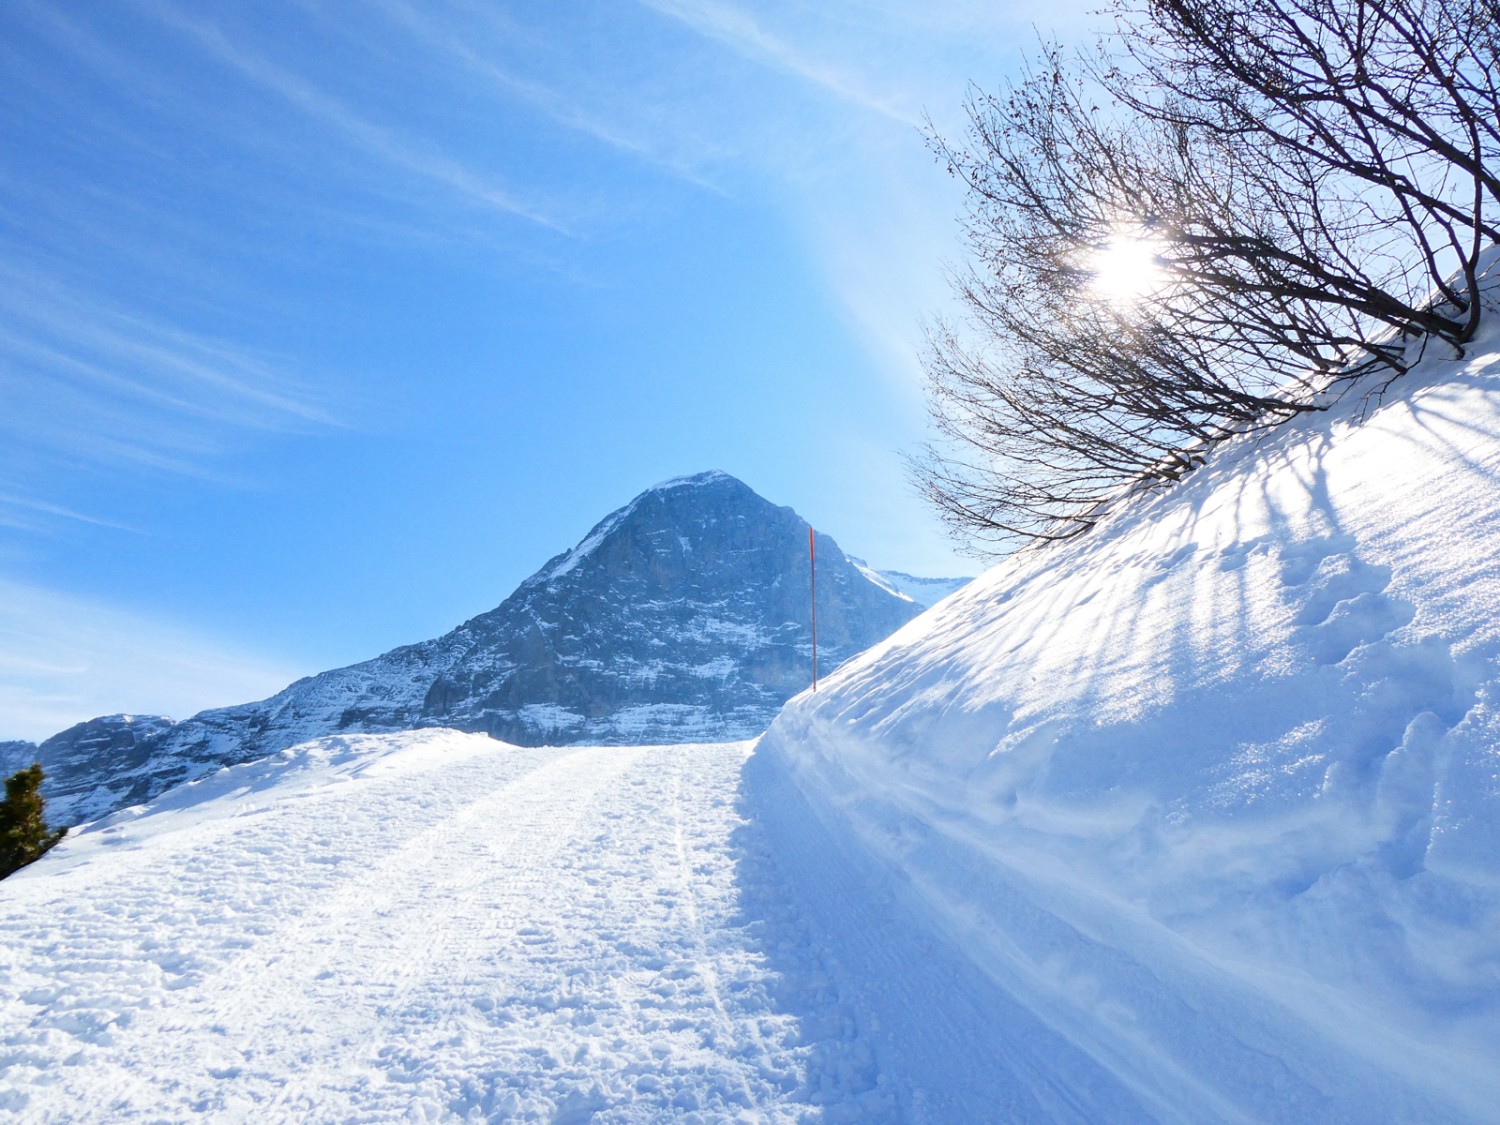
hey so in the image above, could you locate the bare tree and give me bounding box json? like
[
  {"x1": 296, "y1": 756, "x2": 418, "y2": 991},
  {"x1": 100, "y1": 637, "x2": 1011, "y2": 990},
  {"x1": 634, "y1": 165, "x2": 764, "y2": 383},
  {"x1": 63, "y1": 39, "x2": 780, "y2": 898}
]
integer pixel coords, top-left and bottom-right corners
[{"x1": 917, "y1": 0, "x2": 1499, "y2": 551}]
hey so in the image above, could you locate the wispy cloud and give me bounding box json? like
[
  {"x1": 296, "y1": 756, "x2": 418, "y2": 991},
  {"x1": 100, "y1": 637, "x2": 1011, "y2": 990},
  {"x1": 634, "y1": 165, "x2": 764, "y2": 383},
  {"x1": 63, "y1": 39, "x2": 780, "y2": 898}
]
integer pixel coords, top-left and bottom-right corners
[
  {"x1": 0, "y1": 496, "x2": 139, "y2": 535},
  {"x1": 637, "y1": 0, "x2": 918, "y2": 124},
  {"x1": 0, "y1": 576, "x2": 305, "y2": 742},
  {"x1": 7, "y1": 3, "x2": 525, "y2": 267},
  {"x1": 363, "y1": 0, "x2": 727, "y2": 193},
  {"x1": 0, "y1": 265, "x2": 336, "y2": 502},
  {"x1": 141, "y1": 0, "x2": 569, "y2": 233}
]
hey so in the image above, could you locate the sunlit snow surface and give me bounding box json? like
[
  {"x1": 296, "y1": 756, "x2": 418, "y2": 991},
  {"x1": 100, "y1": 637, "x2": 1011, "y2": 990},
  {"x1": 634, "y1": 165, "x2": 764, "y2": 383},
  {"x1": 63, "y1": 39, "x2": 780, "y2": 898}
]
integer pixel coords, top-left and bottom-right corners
[
  {"x1": 1, "y1": 732, "x2": 901, "y2": 1122},
  {"x1": 763, "y1": 327, "x2": 1500, "y2": 1121}
]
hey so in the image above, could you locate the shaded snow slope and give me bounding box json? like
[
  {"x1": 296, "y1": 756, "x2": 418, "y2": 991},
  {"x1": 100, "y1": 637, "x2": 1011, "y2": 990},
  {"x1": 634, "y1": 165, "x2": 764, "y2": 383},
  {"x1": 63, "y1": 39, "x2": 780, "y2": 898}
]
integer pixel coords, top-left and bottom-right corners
[
  {"x1": 32, "y1": 472, "x2": 925, "y2": 826},
  {"x1": 760, "y1": 332, "x2": 1500, "y2": 1122}
]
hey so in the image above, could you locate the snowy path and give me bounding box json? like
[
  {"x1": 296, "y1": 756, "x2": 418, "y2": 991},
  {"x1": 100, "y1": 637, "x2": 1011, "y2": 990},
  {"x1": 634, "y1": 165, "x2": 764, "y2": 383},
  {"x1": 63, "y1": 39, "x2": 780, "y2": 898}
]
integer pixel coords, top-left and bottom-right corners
[{"x1": 0, "y1": 732, "x2": 873, "y2": 1122}]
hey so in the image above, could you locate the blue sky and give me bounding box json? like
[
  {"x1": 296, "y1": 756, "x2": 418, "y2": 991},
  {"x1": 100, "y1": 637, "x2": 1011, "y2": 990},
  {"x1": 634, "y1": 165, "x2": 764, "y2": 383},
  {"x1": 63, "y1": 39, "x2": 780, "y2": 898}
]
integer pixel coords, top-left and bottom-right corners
[{"x1": 0, "y1": 0, "x2": 1091, "y2": 742}]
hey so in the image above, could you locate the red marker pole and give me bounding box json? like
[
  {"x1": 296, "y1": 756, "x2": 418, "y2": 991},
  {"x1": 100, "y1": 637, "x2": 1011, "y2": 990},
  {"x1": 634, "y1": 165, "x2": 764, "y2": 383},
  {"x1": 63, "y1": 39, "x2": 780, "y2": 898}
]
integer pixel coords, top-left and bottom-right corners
[{"x1": 809, "y1": 527, "x2": 818, "y2": 691}]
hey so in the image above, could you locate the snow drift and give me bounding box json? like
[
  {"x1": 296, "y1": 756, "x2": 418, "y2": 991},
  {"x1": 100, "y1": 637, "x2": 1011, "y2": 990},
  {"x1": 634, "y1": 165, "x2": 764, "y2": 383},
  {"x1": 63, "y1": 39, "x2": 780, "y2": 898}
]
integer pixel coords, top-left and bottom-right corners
[{"x1": 760, "y1": 327, "x2": 1500, "y2": 1121}]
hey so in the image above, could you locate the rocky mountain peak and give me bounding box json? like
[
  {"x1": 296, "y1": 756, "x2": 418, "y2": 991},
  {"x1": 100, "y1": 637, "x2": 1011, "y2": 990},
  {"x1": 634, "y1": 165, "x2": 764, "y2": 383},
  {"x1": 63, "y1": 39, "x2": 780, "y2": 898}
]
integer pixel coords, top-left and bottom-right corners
[
  {"x1": 528, "y1": 470, "x2": 765, "y2": 589},
  {"x1": 24, "y1": 473, "x2": 965, "y2": 824}
]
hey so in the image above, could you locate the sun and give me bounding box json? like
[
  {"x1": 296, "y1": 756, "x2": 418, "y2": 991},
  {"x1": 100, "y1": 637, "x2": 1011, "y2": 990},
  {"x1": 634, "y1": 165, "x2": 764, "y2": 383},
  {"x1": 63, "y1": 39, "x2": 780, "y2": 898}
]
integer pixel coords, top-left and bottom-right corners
[{"x1": 1088, "y1": 230, "x2": 1167, "y2": 306}]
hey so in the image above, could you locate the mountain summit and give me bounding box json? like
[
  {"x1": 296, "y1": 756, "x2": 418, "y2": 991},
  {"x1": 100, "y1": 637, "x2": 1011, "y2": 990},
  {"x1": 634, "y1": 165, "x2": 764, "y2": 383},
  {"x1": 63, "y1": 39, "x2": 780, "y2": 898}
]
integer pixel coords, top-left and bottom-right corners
[
  {"x1": 37, "y1": 472, "x2": 961, "y2": 823},
  {"x1": 406, "y1": 469, "x2": 926, "y2": 746}
]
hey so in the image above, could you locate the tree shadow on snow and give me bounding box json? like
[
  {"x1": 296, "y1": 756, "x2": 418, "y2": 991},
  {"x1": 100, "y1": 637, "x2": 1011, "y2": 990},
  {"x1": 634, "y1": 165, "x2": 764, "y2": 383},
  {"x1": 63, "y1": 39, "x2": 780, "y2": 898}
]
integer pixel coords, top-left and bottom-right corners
[{"x1": 725, "y1": 748, "x2": 1156, "y2": 1125}]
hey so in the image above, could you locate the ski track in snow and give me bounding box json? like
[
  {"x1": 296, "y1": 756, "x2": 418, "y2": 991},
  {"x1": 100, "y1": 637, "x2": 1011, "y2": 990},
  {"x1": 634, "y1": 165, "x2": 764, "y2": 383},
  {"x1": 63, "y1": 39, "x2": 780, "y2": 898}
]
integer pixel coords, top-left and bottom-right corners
[{"x1": 0, "y1": 733, "x2": 877, "y2": 1123}]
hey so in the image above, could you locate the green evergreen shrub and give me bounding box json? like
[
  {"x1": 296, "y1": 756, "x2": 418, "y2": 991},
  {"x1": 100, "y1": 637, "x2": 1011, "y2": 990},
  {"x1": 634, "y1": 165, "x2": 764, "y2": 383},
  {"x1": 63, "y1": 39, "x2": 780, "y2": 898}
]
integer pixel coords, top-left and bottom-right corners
[{"x1": 0, "y1": 763, "x2": 66, "y2": 879}]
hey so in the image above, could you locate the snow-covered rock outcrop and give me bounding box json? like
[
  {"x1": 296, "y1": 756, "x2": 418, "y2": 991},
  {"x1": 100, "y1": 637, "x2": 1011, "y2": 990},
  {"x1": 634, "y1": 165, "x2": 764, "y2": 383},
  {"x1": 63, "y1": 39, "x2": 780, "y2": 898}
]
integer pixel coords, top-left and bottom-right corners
[
  {"x1": 36, "y1": 472, "x2": 941, "y2": 825},
  {"x1": 5, "y1": 716, "x2": 172, "y2": 799},
  {"x1": 0, "y1": 739, "x2": 38, "y2": 776},
  {"x1": 759, "y1": 329, "x2": 1500, "y2": 1122}
]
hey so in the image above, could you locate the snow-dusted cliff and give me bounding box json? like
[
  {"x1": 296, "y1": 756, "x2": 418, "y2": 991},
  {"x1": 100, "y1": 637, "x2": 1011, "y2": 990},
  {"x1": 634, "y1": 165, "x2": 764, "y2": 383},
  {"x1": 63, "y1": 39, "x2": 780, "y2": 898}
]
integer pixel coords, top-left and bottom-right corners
[{"x1": 34, "y1": 472, "x2": 941, "y2": 825}]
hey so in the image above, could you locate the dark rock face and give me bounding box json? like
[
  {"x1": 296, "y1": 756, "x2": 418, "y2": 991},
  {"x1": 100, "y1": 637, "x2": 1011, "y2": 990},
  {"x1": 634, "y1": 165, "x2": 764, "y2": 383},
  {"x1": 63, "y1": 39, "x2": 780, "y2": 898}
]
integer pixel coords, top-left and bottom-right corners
[
  {"x1": 35, "y1": 472, "x2": 942, "y2": 823},
  {"x1": 425, "y1": 472, "x2": 920, "y2": 744},
  {"x1": 0, "y1": 740, "x2": 39, "y2": 777},
  {"x1": 19, "y1": 716, "x2": 175, "y2": 826}
]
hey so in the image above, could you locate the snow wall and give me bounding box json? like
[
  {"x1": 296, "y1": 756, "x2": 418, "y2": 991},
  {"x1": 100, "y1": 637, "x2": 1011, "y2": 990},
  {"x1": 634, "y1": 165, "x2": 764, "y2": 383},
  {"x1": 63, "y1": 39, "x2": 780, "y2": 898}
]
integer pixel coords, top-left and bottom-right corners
[{"x1": 758, "y1": 330, "x2": 1500, "y2": 1122}]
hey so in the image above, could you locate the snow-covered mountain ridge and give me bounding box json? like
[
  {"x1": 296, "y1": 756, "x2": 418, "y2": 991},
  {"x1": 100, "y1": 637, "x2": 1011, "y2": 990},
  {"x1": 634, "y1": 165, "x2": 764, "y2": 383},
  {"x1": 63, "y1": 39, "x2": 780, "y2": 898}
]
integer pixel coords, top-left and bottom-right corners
[
  {"x1": 27, "y1": 472, "x2": 947, "y2": 826},
  {"x1": 847, "y1": 558, "x2": 972, "y2": 608},
  {"x1": 757, "y1": 320, "x2": 1500, "y2": 1120},
  {"x1": 1, "y1": 716, "x2": 170, "y2": 802}
]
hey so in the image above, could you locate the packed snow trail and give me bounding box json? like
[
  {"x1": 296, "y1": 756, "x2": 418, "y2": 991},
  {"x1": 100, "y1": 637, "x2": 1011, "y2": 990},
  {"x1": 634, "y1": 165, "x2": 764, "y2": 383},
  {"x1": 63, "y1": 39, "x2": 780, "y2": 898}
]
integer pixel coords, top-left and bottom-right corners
[{"x1": 0, "y1": 733, "x2": 902, "y2": 1122}]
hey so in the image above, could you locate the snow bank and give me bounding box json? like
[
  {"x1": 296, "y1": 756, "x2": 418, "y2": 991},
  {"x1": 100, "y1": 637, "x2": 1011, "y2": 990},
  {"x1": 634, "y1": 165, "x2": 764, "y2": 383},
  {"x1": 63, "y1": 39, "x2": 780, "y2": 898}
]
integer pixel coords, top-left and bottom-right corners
[{"x1": 760, "y1": 330, "x2": 1500, "y2": 1121}]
